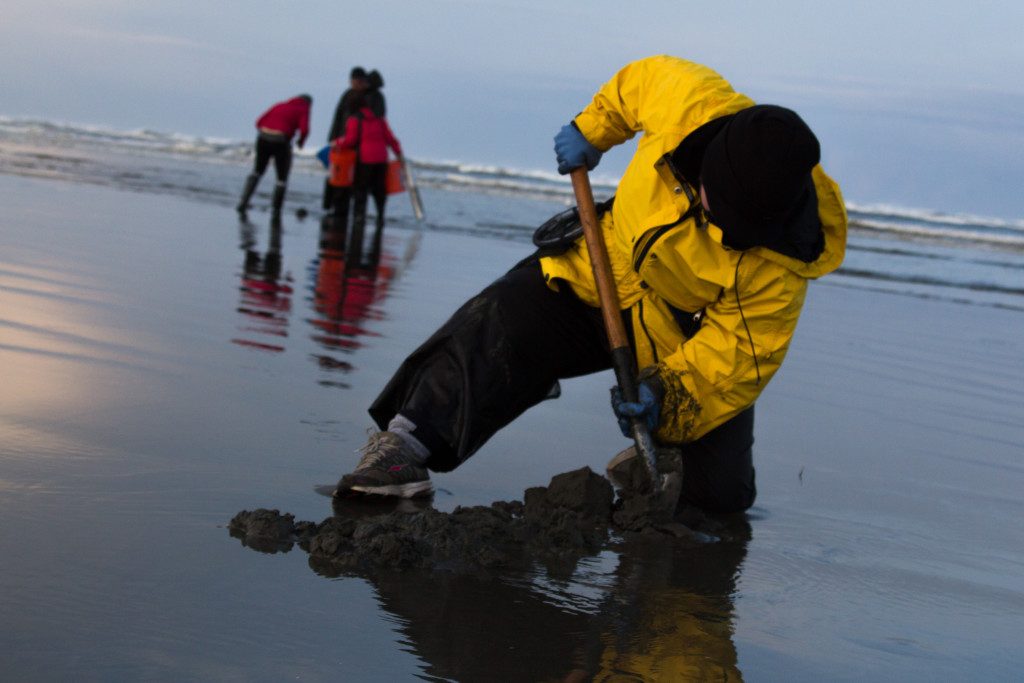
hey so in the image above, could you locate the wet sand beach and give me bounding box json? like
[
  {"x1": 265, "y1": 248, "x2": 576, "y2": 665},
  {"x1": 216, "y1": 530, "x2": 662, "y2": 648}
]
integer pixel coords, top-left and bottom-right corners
[{"x1": 1, "y1": 158, "x2": 1023, "y2": 680}]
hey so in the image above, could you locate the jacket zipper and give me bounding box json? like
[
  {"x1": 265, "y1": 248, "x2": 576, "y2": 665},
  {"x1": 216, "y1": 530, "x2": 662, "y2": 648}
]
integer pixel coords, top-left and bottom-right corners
[{"x1": 632, "y1": 201, "x2": 702, "y2": 273}]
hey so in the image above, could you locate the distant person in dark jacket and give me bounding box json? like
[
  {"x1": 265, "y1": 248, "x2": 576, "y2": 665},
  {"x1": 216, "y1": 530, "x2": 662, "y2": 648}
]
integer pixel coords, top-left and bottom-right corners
[
  {"x1": 323, "y1": 68, "x2": 373, "y2": 211},
  {"x1": 366, "y1": 69, "x2": 386, "y2": 118},
  {"x1": 332, "y1": 94, "x2": 402, "y2": 263},
  {"x1": 328, "y1": 68, "x2": 370, "y2": 141},
  {"x1": 237, "y1": 94, "x2": 311, "y2": 219}
]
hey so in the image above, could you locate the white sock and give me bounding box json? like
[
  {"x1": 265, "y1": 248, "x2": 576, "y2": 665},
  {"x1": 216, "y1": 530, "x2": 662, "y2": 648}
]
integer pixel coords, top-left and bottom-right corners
[{"x1": 387, "y1": 414, "x2": 430, "y2": 463}]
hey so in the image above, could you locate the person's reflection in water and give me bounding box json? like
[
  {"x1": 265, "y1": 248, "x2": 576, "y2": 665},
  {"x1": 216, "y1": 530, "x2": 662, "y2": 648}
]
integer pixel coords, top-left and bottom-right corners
[
  {"x1": 309, "y1": 220, "x2": 396, "y2": 383},
  {"x1": 312, "y1": 499, "x2": 750, "y2": 682},
  {"x1": 577, "y1": 511, "x2": 750, "y2": 681},
  {"x1": 232, "y1": 217, "x2": 293, "y2": 353},
  {"x1": 307, "y1": 496, "x2": 591, "y2": 682}
]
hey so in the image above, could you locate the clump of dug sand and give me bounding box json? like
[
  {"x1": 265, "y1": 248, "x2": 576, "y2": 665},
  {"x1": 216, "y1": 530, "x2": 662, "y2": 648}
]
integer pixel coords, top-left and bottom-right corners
[{"x1": 229, "y1": 467, "x2": 711, "y2": 574}]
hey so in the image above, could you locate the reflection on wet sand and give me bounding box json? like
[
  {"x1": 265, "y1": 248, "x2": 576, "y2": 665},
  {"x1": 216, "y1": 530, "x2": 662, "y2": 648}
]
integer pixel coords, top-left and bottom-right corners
[
  {"x1": 307, "y1": 221, "x2": 397, "y2": 386},
  {"x1": 581, "y1": 519, "x2": 748, "y2": 681},
  {"x1": 234, "y1": 494, "x2": 750, "y2": 681},
  {"x1": 229, "y1": 216, "x2": 403, "y2": 390},
  {"x1": 373, "y1": 525, "x2": 749, "y2": 681},
  {"x1": 232, "y1": 217, "x2": 292, "y2": 352}
]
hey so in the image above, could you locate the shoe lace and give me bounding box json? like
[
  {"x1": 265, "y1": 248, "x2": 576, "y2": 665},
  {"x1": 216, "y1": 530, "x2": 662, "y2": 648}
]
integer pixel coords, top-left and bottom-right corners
[{"x1": 355, "y1": 429, "x2": 402, "y2": 469}]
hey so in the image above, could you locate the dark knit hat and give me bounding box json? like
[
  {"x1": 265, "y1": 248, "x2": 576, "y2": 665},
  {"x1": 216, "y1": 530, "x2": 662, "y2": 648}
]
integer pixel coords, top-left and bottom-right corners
[
  {"x1": 350, "y1": 67, "x2": 368, "y2": 80},
  {"x1": 700, "y1": 105, "x2": 820, "y2": 250}
]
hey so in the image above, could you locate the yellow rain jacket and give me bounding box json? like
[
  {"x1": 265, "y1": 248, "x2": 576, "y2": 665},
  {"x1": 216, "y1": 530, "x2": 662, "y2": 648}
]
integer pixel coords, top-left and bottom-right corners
[{"x1": 540, "y1": 55, "x2": 847, "y2": 443}]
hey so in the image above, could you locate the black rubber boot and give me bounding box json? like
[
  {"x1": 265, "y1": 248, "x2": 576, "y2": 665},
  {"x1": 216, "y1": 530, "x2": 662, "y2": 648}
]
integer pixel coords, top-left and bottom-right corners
[
  {"x1": 237, "y1": 174, "x2": 259, "y2": 214},
  {"x1": 271, "y1": 182, "x2": 286, "y2": 218},
  {"x1": 321, "y1": 178, "x2": 334, "y2": 211}
]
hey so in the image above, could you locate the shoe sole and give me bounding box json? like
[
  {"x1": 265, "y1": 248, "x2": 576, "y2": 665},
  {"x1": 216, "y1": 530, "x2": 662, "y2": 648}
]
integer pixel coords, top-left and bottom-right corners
[{"x1": 348, "y1": 480, "x2": 434, "y2": 499}]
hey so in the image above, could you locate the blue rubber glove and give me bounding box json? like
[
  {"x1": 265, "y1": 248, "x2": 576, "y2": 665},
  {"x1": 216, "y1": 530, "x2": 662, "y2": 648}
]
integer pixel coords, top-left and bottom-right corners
[
  {"x1": 610, "y1": 381, "x2": 660, "y2": 439},
  {"x1": 554, "y1": 122, "x2": 602, "y2": 175}
]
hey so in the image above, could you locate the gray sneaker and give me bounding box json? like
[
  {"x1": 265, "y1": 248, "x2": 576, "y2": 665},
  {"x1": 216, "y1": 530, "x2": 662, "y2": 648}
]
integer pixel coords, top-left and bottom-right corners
[{"x1": 334, "y1": 431, "x2": 434, "y2": 498}]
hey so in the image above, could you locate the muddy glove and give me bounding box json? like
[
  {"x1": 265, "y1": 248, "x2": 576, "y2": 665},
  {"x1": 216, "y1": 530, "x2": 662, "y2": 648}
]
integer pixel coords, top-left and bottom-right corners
[
  {"x1": 554, "y1": 122, "x2": 602, "y2": 175},
  {"x1": 610, "y1": 374, "x2": 663, "y2": 439}
]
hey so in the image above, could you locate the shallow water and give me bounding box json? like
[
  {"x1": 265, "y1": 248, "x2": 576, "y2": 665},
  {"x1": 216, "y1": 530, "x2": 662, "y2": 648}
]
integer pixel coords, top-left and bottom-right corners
[{"x1": 1, "y1": 158, "x2": 1023, "y2": 680}]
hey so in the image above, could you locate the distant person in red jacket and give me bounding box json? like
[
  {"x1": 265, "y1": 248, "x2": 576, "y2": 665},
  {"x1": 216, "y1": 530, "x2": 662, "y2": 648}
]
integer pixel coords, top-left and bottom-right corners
[
  {"x1": 332, "y1": 95, "x2": 402, "y2": 263},
  {"x1": 237, "y1": 94, "x2": 312, "y2": 219}
]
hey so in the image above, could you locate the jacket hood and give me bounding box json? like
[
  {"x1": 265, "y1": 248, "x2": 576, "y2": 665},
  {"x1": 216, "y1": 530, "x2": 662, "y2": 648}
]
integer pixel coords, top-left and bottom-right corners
[
  {"x1": 755, "y1": 165, "x2": 847, "y2": 279},
  {"x1": 672, "y1": 116, "x2": 845, "y2": 279}
]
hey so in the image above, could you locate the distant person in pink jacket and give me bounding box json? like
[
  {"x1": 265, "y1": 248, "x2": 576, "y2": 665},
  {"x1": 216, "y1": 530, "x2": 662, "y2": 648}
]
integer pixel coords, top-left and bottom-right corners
[
  {"x1": 332, "y1": 95, "x2": 403, "y2": 262},
  {"x1": 237, "y1": 94, "x2": 312, "y2": 219}
]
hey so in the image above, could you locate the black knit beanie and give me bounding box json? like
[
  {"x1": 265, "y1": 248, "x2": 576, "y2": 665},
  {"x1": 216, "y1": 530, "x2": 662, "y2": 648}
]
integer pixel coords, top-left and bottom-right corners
[{"x1": 700, "y1": 105, "x2": 820, "y2": 250}]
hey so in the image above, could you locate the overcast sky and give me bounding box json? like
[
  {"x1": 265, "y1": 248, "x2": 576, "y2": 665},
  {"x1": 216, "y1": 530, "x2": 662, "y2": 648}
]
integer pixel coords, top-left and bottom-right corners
[{"x1": 3, "y1": 0, "x2": 1023, "y2": 217}]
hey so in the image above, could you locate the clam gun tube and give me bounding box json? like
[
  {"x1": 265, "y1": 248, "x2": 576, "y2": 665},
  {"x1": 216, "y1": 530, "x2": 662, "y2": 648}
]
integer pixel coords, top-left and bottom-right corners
[{"x1": 401, "y1": 159, "x2": 425, "y2": 221}]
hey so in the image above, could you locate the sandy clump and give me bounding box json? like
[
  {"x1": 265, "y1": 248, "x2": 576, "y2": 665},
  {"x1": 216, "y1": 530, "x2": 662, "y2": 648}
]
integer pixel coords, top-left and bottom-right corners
[{"x1": 229, "y1": 466, "x2": 710, "y2": 574}]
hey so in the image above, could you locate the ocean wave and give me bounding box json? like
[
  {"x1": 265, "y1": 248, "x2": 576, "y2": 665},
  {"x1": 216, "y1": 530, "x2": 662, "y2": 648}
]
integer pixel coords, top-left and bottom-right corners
[
  {"x1": 850, "y1": 217, "x2": 1024, "y2": 249},
  {"x1": 1, "y1": 116, "x2": 1021, "y2": 252},
  {"x1": 0, "y1": 116, "x2": 251, "y2": 160},
  {"x1": 847, "y1": 201, "x2": 1024, "y2": 235}
]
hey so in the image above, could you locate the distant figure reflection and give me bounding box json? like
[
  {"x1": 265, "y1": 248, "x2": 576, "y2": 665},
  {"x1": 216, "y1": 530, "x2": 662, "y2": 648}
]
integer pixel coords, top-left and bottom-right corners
[
  {"x1": 232, "y1": 217, "x2": 293, "y2": 352},
  {"x1": 308, "y1": 221, "x2": 396, "y2": 387}
]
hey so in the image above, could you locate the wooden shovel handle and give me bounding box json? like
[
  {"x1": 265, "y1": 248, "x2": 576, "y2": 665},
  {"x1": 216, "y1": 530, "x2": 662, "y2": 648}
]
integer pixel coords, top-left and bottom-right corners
[{"x1": 570, "y1": 168, "x2": 631, "y2": 352}]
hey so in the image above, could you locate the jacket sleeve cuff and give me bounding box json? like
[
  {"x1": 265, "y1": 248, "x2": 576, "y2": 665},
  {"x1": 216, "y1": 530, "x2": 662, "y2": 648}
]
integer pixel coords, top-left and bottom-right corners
[
  {"x1": 644, "y1": 363, "x2": 703, "y2": 444},
  {"x1": 573, "y1": 112, "x2": 616, "y2": 152}
]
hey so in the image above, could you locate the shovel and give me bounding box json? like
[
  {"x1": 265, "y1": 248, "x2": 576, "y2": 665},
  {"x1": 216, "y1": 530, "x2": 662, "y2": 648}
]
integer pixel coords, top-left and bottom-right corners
[{"x1": 570, "y1": 168, "x2": 681, "y2": 514}]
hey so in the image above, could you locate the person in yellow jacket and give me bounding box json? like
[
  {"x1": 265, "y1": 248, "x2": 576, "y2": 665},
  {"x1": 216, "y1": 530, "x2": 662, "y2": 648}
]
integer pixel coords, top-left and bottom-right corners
[{"x1": 334, "y1": 55, "x2": 847, "y2": 510}]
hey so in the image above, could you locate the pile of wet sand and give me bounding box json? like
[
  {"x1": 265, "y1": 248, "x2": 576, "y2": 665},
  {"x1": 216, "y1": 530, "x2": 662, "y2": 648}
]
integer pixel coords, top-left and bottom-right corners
[{"x1": 230, "y1": 467, "x2": 717, "y2": 574}]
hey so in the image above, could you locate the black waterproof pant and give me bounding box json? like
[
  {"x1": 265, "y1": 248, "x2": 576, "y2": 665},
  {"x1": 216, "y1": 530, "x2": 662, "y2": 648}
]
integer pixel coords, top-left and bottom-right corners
[
  {"x1": 369, "y1": 259, "x2": 757, "y2": 513},
  {"x1": 253, "y1": 135, "x2": 292, "y2": 181},
  {"x1": 342, "y1": 163, "x2": 388, "y2": 262},
  {"x1": 352, "y1": 162, "x2": 388, "y2": 231}
]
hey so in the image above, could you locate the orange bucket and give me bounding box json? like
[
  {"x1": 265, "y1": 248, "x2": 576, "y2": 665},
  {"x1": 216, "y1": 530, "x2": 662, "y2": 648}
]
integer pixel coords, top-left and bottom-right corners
[
  {"x1": 329, "y1": 147, "x2": 357, "y2": 187},
  {"x1": 384, "y1": 159, "x2": 405, "y2": 195}
]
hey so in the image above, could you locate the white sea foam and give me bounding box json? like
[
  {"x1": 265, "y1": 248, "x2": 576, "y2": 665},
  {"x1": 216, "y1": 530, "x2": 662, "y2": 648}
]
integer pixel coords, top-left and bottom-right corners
[
  {"x1": 846, "y1": 201, "x2": 1024, "y2": 233},
  {"x1": 850, "y1": 218, "x2": 1024, "y2": 248},
  {"x1": 1, "y1": 116, "x2": 1021, "y2": 253}
]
